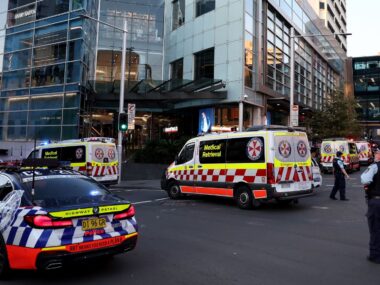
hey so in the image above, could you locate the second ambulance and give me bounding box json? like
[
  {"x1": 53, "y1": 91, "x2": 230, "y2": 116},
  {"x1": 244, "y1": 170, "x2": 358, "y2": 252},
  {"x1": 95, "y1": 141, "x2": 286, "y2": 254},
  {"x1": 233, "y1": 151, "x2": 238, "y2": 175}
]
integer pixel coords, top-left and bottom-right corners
[{"x1": 161, "y1": 126, "x2": 314, "y2": 209}]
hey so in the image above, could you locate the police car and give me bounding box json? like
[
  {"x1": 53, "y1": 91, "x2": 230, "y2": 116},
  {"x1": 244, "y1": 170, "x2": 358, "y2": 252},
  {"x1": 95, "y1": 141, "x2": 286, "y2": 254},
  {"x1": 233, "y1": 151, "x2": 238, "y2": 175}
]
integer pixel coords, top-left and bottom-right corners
[{"x1": 0, "y1": 160, "x2": 137, "y2": 277}]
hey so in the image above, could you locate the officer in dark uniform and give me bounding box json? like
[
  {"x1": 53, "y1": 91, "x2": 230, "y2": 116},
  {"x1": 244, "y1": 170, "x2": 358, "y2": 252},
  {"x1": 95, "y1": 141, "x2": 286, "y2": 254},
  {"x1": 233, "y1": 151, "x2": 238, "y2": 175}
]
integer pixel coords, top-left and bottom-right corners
[
  {"x1": 361, "y1": 149, "x2": 380, "y2": 264},
  {"x1": 330, "y1": 151, "x2": 350, "y2": 201}
]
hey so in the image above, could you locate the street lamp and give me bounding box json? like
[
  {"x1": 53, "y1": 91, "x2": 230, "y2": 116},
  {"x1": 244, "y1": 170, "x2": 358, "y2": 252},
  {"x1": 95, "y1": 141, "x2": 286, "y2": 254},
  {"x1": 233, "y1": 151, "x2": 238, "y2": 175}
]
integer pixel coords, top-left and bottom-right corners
[
  {"x1": 81, "y1": 14, "x2": 128, "y2": 184},
  {"x1": 289, "y1": 27, "x2": 352, "y2": 127}
]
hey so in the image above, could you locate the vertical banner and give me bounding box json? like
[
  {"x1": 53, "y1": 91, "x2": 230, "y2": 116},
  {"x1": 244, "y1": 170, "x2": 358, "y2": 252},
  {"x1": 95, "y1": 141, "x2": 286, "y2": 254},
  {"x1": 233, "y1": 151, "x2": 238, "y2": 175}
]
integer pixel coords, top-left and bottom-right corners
[
  {"x1": 199, "y1": 108, "x2": 215, "y2": 134},
  {"x1": 127, "y1": 103, "x2": 136, "y2": 130},
  {"x1": 291, "y1": 105, "x2": 299, "y2": 127}
]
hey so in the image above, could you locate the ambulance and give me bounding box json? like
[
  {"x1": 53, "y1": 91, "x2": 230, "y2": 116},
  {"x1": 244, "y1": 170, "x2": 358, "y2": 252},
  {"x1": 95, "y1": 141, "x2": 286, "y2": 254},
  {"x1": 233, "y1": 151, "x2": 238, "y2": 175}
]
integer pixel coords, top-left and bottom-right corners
[
  {"x1": 161, "y1": 126, "x2": 314, "y2": 209},
  {"x1": 320, "y1": 138, "x2": 360, "y2": 173},
  {"x1": 355, "y1": 141, "x2": 373, "y2": 165},
  {"x1": 27, "y1": 137, "x2": 119, "y2": 185}
]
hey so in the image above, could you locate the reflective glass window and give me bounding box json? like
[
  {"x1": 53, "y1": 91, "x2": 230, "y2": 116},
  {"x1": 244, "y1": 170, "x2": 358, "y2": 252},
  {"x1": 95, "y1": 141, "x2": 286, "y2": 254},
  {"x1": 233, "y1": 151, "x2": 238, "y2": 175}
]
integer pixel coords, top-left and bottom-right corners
[
  {"x1": 32, "y1": 64, "x2": 65, "y2": 87},
  {"x1": 30, "y1": 94, "x2": 63, "y2": 110},
  {"x1": 3, "y1": 49, "x2": 32, "y2": 71},
  {"x1": 245, "y1": 0, "x2": 254, "y2": 15},
  {"x1": 170, "y1": 58, "x2": 183, "y2": 80},
  {"x1": 194, "y1": 48, "x2": 214, "y2": 80},
  {"x1": 68, "y1": 39, "x2": 83, "y2": 61},
  {"x1": 69, "y1": 19, "x2": 84, "y2": 39},
  {"x1": 172, "y1": 0, "x2": 185, "y2": 30},
  {"x1": 27, "y1": 126, "x2": 61, "y2": 140},
  {"x1": 63, "y1": 108, "x2": 79, "y2": 124},
  {"x1": 196, "y1": 0, "x2": 215, "y2": 17},
  {"x1": 7, "y1": 3, "x2": 36, "y2": 27},
  {"x1": 28, "y1": 109, "x2": 62, "y2": 125},
  {"x1": 36, "y1": 0, "x2": 69, "y2": 20},
  {"x1": 66, "y1": 61, "x2": 82, "y2": 83},
  {"x1": 0, "y1": 96, "x2": 29, "y2": 111},
  {"x1": 9, "y1": 0, "x2": 35, "y2": 10},
  {"x1": 4, "y1": 30, "x2": 33, "y2": 52},
  {"x1": 64, "y1": 92, "x2": 80, "y2": 108},
  {"x1": 0, "y1": 111, "x2": 27, "y2": 125},
  {"x1": 245, "y1": 13, "x2": 253, "y2": 34},
  {"x1": 33, "y1": 43, "x2": 66, "y2": 66},
  {"x1": 244, "y1": 68, "x2": 253, "y2": 88},
  {"x1": 35, "y1": 22, "x2": 68, "y2": 46},
  {"x1": 2, "y1": 69, "x2": 31, "y2": 89},
  {"x1": 62, "y1": 126, "x2": 78, "y2": 140},
  {"x1": 0, "y1": 126, "x2": 27, "y2": 140}
]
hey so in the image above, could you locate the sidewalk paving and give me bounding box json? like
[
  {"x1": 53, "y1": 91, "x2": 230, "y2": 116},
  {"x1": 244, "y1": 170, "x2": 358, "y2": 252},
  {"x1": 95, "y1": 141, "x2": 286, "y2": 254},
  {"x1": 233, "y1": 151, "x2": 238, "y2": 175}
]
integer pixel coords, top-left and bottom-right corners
[{"x1": 112, "y1": 179, "x2": 161, "y2": 190}]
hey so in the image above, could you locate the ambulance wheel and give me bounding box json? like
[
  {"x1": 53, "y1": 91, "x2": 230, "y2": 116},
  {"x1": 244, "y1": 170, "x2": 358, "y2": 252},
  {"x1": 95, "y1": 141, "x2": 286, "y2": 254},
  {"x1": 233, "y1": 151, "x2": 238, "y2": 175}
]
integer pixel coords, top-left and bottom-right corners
[
  {"x1": 0, "y1": 235, "x2": 10, "y2": 279},
  {"x1": 168, "y1": 181, "x2": 182, "y2": 199},
  {"x1": 235, "y1": 186, "x2": 254, "y2": 210}
]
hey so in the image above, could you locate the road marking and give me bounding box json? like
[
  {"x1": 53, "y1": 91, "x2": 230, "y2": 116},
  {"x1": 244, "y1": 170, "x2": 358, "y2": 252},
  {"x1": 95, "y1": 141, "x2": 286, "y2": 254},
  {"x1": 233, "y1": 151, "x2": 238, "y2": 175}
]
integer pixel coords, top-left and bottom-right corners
[
  {"x1": 312, "y1": 206, "x2": 329, "y2": 210},
  {"x1": 133, "y1": 198, "x2": 169, "y2": 205}
]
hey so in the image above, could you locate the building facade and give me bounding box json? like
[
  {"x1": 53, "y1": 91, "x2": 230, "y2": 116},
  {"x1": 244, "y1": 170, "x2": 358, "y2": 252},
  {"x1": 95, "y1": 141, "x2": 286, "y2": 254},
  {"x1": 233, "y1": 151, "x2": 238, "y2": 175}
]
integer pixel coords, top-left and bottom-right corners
[
  {"x1": 0, "y1": 0, "x2": 346, "y2": 159},
  {"x1": 308, "y1": 0, "x2": 347, "y2": 53},
  {"x1": 352, "y1": 56, "x2": 380, "y2": 141},
  {"x1": 163, "y1": 0, "x2": 346, "y2": 129}
]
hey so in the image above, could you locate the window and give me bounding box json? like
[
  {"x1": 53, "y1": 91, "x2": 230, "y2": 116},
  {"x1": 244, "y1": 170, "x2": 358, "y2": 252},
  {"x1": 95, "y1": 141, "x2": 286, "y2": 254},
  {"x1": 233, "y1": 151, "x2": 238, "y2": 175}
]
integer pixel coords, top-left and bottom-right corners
[
  {"x1": 0, "y1": 175, "x2": 14, "y2": 201},
  {"x1": 177, "y1": 143, "x2": 195, "y2": 165},
  {"x1": 42, "y1": 146, "x2": 86, "y2": 163},
  {"x1": 199, "y1": 140, "x2": 226, "y2": 164},
  {"x1": 171, "y1": 58, "x2": 183, "y2": 80},
  {"x1": 194, "y1": 48, "x2": 214, "y2": 80},
  {"x1": 349, "y1": 143, "x2": 357, "y2": 154},
  {"x1": 196, "y1": 0, "x2": 215, "y2": 17},
  {"x1": 172, "y1": 0, "x2": 185, "y2": 30},
  {"x1": 319, "y1": 2, "x2": 325, "y2": 9},
  {"x1": 227, "y1": 137, "x2": 265, "y2": 163}
]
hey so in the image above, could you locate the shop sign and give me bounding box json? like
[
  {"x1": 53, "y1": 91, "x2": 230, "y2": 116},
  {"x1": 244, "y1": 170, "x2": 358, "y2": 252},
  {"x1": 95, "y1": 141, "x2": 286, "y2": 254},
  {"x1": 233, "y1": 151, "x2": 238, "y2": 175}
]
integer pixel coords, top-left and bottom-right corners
[
  {"x1": 291, "y1": 105, "x2": 299, "y2": 127},
  {"x1": 15, "y1": 9, "x2": 36, "y2": 20},
  {"x1": 164, "y1": 126, "x2": 178, "y2": 133},
  {"x1": 199, "y1": 108, "x2": 215, "y2": 134},
  {"x1": 127, "y1": 104, "x2": 135, "y2": 130}
]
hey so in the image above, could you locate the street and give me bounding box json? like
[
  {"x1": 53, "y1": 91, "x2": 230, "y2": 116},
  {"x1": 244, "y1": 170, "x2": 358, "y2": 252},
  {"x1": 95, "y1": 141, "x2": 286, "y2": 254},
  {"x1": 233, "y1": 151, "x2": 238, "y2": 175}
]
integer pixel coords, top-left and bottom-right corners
[{"x1": 3, "y1": 169, "x2": 380, "y2": 285}]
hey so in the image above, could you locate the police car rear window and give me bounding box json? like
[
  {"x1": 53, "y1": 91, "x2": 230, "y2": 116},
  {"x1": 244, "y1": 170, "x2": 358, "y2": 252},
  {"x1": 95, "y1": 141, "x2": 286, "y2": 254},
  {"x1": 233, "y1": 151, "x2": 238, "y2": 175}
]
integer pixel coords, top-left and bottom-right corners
[{"x1": 22, "y1": 176, "x2": 114, "y2": 208}]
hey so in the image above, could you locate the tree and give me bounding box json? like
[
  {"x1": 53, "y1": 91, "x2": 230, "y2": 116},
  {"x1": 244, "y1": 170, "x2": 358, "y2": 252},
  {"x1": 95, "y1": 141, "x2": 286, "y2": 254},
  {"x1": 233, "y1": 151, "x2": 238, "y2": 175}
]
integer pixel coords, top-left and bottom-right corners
[{"x1": 305, "y1": 90, "x2": 362, "y2": 140}]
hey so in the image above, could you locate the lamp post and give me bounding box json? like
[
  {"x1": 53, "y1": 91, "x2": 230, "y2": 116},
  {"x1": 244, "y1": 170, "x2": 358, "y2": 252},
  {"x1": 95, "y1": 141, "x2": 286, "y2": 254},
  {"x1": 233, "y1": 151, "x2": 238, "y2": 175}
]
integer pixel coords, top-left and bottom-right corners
[
  {"x1": 81, "y1": 14, "x2": 128, "y2": 184},
  {"x1": 289, "y1": 28, "x2": 352, "y2": 127}
]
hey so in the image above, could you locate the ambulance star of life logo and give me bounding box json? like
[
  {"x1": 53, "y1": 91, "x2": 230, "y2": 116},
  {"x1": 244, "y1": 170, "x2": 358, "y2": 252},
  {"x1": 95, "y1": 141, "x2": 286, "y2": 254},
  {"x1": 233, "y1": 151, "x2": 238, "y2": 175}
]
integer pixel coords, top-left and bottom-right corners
[
  {"x1": 360, "y1": 145, "x2": 366, "y2": 152},
  {"x1": 108, "y1": 149, "x2": 115, "y2": 160},
  {"x1": 324, "y1": 144, "x2": 332, "y2": 153},
  {"x1": 339, "y1": 145, "x2": 345, "y2": 152},
  {"x1": 75, "y1": 148, "x2": 83, "y2": 159},
  {"x1": 278, "y1": 140, "x2": 291, "y2": 158},
  {"x1": 297, "y1": 141, "x2": 307, "y2": 157},
  {"x1": 95, "y1": 148, "x2": 104, "y2": 160},
  {"x1": 246, "y1": 137, "x2": 263, "y2": 161}
]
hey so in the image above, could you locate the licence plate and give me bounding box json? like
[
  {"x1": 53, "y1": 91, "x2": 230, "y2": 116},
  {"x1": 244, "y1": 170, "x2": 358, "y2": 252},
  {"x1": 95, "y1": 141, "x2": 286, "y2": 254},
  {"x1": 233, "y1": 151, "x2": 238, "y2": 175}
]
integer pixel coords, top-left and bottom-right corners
[
  {"x1": 281, "y1": 183, "x2": 291, "y2": 189},
  {"x1": 82, "y1": 218, "x2": 106, "y2": 231},
  {"x1": 314, "y1": 177, "x2": 321, "y2": 182}
]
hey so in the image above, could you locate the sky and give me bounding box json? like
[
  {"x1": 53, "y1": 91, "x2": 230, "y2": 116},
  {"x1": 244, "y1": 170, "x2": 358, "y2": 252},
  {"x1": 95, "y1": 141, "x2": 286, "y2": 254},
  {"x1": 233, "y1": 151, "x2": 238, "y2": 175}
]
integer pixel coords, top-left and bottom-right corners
[{"x1": 347, "y1": 0, "x2": 380, "y2": 57}]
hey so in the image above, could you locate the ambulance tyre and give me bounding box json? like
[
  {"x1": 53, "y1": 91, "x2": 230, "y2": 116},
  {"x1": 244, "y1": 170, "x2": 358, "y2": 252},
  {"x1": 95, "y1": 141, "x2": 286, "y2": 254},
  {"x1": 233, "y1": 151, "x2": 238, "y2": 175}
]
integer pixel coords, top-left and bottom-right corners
[
  {"x1": 235, "y1": 185, "x2": 255, "y2": 210},
  {"x1": 0, "y1": 235, "x2": 10, "y2": 279},
  {"x1": 168, "y1": 181, "x2": 182, "y2": 199}
]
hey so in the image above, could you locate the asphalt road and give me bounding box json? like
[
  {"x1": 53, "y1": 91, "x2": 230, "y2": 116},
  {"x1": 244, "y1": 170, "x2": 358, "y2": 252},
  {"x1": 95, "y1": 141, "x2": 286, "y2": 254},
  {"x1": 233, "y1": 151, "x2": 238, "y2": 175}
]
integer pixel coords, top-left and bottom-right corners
[{"x1": 4, "y1": 169, "x2": 380, "y2": 285}]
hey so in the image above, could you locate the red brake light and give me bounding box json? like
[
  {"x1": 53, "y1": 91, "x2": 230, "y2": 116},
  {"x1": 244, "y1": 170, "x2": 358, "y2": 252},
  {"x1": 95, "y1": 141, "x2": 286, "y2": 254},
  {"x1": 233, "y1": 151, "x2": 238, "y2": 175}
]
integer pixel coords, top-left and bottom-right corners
[
  {"x1": 267, "y1": 163, "x2": 275, "y2": 184},
  {"x1": 24, "y1": 215, "x2": 73, "y2": 228},
  {"x1": 113, "y1": 205, "x2": 135, "y2": 220}
]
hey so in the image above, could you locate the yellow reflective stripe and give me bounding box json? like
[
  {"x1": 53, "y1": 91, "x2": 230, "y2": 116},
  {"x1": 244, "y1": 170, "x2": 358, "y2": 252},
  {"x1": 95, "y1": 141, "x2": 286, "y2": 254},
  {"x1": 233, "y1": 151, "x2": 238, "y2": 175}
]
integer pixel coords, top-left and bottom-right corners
[
  {"x1": 99, "y1": 204, "x2": 130, "y2": 214},
  {"x1": 41, "y1": 246, "x2": 67, "y2": 252},
  {"x1": 274, "y1": 132, "x2": 305, "y2": 136},
  {"x1": 274, "y1": 159, "x2": 311, "y2": 167},
  {"x1": 49, "y1": 204, "x2": 130, "y2": 218},
  {"x1": 169, "y1": 166, "x2": 186, "y2": 172},
  {"x1": 71, "y1": 162, "x2": 86, "y2": 167}
]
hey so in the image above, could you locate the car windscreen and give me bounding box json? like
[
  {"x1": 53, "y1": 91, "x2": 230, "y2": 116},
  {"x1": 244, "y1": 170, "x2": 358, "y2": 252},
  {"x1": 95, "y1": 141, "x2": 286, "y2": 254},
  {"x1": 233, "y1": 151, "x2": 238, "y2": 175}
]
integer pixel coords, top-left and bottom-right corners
[{"x1": 22, "y1": 176, "x2": 119, "y2": 208}]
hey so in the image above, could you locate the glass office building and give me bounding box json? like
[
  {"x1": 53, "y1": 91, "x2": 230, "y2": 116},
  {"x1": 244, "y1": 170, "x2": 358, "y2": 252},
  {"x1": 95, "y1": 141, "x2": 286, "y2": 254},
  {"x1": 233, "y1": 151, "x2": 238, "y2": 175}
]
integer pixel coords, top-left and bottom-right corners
[
  {"x1": 353, "y1": 56, "x2": 380, "y2": 139},
  {"x1": 0, "y1": 0, "x2": 98, "y2": 141}
]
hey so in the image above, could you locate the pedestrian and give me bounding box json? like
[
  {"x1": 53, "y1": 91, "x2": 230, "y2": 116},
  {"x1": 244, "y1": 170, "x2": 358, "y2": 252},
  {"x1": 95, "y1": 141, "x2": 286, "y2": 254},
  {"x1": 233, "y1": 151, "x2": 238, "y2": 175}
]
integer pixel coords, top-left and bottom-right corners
[
  {"x1": 361, "y1": 149, "x2": 380, "y2": 264},
  {"x1": 330, "y1": 151, "x2": 350, "y2": 201}
]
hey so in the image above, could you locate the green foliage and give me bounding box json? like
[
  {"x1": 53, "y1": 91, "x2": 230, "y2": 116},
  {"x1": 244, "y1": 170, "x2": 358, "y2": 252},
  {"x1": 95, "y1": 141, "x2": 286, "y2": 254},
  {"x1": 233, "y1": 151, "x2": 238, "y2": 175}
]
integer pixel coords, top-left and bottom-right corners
[
  {"x1": 133, "y1": 137, "x2": 192, "y2": 164},
  {"x1": 305, "y1": 90, "x2": 362, "y2": 140}
]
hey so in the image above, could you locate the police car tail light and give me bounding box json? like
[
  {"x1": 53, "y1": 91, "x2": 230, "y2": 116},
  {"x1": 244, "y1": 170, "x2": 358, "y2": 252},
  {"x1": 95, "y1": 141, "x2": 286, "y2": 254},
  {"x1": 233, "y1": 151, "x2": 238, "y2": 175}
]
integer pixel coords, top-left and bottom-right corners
[
  {"x1": 24, "y1": 215, "x2": 73, "y2": 228},
  {"x1": 113, "y1": 205, "x2": 135, "y2": 220},
  {"x1": 267, "y1": 163, "x2": 275, "y2": 184}
]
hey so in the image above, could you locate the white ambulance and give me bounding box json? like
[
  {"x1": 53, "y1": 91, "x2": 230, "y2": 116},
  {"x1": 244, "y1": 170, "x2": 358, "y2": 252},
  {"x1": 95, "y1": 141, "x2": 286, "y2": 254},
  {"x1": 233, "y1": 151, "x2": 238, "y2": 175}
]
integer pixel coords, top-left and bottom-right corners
[
  {"x1": 161, "y1": 126, "x2": 314, "y2": 209},
  {"x1": 320, "y1": 138, "x2": 360, "y2": 173},
  {"x1": 28, "y1": 137, "x2": 119, "y2": 185},
  {"x1": 355, "y1": 141, "x2": 373, "y2": 165}
]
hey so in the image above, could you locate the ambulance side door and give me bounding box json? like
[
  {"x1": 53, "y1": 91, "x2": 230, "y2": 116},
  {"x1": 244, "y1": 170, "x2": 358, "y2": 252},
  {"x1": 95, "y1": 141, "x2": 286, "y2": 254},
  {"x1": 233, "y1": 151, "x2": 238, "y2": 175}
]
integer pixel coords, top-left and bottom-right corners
[{"x1": 175, "y1": 142, "x2": 196, "y2": 193}]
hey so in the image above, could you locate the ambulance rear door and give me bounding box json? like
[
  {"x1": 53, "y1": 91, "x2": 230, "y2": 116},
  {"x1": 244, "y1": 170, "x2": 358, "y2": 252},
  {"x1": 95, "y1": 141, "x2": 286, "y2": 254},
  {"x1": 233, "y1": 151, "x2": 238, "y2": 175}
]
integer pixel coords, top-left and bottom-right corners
[
  {"x1": 321, "y1": 141, "x2": 335, "y2": 167},
  {"x1": 173, "y1": 141, "x2": 196, "y2": 194},
  {"x1": 90, "y1": 143, "x2": 118, "y2": 182},
  {"x1": 273, "y1": 132, "x2": 312, "y2": 193}
]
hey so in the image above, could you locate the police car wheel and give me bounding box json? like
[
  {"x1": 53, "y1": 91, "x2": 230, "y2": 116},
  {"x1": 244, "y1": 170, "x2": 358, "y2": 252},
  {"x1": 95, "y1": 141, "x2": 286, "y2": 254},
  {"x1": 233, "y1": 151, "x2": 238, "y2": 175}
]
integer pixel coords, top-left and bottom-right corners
[
  {"x1": 0, "y1": 235, "x2": 9, "y2": 279},
  {"x1": 168, "y1": 182, "x2": 182, "y2": 199},
  {"x1": 235, "y1": 186, "x2": 253, "y2": 210}
]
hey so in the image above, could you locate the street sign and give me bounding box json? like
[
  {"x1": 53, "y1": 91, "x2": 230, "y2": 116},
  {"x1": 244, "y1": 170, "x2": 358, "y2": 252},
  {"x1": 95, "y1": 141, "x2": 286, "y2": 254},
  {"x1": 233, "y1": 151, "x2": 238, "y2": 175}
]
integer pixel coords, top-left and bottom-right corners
[
  {"x1": 291, "y1": 105, "x2": 299, "y2": 127},
  {"x1": 127, "y1": 103, "x2": 136, "y2": 130}
]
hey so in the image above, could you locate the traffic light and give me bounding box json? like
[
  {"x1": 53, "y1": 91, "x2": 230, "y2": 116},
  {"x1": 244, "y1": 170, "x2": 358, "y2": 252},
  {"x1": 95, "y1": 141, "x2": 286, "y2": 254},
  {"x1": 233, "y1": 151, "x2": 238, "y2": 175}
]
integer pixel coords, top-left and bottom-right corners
[{"x1": 119, "y1": 113, "x2": 128, "y2": 131}]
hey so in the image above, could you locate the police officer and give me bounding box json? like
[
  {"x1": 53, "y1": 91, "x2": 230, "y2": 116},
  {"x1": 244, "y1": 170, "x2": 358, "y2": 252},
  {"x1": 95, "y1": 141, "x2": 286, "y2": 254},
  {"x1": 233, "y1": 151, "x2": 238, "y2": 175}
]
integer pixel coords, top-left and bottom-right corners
[
  {"x1": 361, "y1": 149, "x2": 380, "y2": 264},
  {"x1": 330, "y1": 151, "x2": 350, "y2": 201}
]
